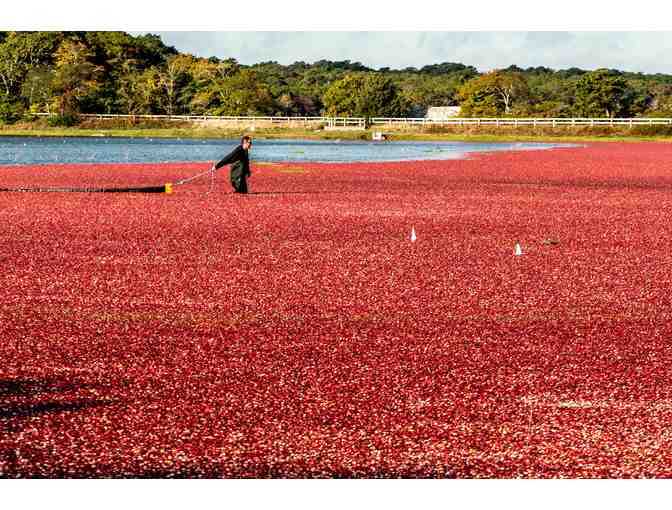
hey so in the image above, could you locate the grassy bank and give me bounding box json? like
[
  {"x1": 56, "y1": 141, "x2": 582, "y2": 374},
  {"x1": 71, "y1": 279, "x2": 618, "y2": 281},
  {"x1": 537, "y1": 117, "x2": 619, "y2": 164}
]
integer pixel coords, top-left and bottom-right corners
[
  {"x1": 2, "y1": 119, "x2": 672, "y2": 143},
  {"x1": 0, "y1": 120, "x2": 366, "y2": 141},
  {"x1": 403, "y1": 123, "x2": 672, "y2": 143}
]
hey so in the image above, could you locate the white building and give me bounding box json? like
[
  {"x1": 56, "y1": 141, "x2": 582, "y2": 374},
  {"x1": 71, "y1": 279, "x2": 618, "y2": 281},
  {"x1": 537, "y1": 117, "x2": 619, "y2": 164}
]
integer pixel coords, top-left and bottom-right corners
[{"x1": 426, "y1": 106, "x2": 461, "y2": 119}]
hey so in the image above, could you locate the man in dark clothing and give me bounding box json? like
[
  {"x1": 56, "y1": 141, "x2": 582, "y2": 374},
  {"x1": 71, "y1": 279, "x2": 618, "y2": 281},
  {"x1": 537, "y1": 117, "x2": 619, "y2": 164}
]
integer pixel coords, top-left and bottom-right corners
[{"x1": 212, "y1": 135, "x2": 252, "y2": 193}]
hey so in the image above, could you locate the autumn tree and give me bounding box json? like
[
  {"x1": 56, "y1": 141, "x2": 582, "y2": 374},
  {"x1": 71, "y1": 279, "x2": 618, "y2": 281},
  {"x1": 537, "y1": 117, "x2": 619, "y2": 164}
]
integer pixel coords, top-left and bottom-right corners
[
  {"x1": 50, "y1": 40, "x2": 103, "y2": 116},
  {"x1": 187, "y1": 57, "x2": 240, "y2": 114},
  {"x1": 157, "y1": 54, "x2": 194, "y2": 115},
  {"x1": 458, "y1": 71, "x2": 529, "y2": 116}
]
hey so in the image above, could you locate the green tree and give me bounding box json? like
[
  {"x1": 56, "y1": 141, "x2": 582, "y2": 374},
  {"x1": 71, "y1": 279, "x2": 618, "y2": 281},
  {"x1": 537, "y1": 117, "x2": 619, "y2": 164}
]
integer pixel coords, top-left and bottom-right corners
[
  {"x1": 21, "y1": 65, "x2": 54, "y2": 113},
  {"x1": 6, "y1": 30, "x2": 672, "y2": 120},
  {"x1": 210, "y1": 68, "x2": 274, "y2": 116},
  {"x1": 646, "y1": 83, "x2": 672, "y2": 116},
  {"x1": 457, "y1": 76, "x2": 500, "y2": 117},
  {"x1": 0, "y1": 31, "x2": 60, "y2": 96},
  {"x1": 250, "y1": 61, "x2": 293, "y2": 99},
  {"x1": 574, "y1": 69, "x2": 633, "y2": 117},
  {"x1": 322, "y1": 74, "x2": 365, "y2": 116},
  {"x1": 625, "y1": 78, "x2": 653, "y2": 117},
  {"x1": 114, "y1": 59, "x2": 157, "y2": 115},
  {"x1": 322, "y1": 73, "x2": 408, "y2": 117},
  {"x1": 132, "y1": 33, "x2": 179, "y2": 67},
  {"x1": 292, "y1": 62, "x2": 353, "y2": 113},
  {"x1": 358, "y1": 73, "x2": 408, "y2": 117},
  {"x1": 521, "y1": 71, "x2": 578, "y2": 117},
  {"x1": 275, "y1": 92, "x2": 318, "y2": 116},
  {"x1": 0, "y1": 94, "x2": 23, "y2": 122},
  {"x1": 399, "y1": 74, "x2": 464, "y2": 116}
]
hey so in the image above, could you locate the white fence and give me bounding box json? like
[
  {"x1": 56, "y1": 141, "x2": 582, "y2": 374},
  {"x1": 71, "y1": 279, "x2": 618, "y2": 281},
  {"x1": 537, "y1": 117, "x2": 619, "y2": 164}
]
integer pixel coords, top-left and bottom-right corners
[
  {"x1": 33, "y1": 113, "x2": 672, "y2": 128},
  {"x1": 33, "y1": 113, "x2": 367, "y2": 128},
  {"x1": 370, "y1": 117, "x2": 672, "y2": 127}
]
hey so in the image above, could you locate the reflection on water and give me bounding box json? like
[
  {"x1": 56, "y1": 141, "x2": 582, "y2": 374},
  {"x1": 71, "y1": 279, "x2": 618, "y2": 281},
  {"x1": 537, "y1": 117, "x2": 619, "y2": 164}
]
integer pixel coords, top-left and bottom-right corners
[{"x1": 0, "y1": 136, "x2": 579, "y2": 166}]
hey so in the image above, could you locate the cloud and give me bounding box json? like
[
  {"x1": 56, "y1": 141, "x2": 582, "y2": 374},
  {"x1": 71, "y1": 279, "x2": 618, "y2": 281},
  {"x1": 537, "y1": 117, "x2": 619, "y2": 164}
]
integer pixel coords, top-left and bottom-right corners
[{"x1": 140, "y1": 31, "x2": 672, "y2": 74}]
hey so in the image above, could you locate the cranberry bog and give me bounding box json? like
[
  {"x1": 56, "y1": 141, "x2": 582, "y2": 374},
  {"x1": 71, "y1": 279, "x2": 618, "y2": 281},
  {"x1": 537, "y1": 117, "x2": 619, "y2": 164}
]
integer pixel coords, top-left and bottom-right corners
[{"x1": 1, "y1": 142, "x2": 672, "y2": 478}]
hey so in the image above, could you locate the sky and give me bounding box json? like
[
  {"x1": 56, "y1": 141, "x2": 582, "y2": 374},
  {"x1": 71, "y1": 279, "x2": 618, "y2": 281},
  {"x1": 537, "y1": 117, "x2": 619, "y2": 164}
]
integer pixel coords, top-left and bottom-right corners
[
  {"x1": 7, "y1": 0, "x2": 672, "y2": 74},
  {"x1": 143, "y1": 31, "x2": 672, "y2": 74}
]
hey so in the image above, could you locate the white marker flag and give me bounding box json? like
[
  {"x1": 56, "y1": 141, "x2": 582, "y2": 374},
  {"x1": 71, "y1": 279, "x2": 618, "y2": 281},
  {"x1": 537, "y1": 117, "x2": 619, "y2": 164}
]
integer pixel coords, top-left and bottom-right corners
[
  {"x1": 515, "y1": 243, "x2": 523, "y2": 256},
  {"x1": 410, "y1": 227, "x2": 417, "y2": 242}
]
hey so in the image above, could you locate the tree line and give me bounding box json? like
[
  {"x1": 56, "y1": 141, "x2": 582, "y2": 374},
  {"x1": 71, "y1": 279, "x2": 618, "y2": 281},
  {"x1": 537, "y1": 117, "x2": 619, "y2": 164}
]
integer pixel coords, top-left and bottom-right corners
[{"x1": 1, "y1": 31, "x2": 672, "y2": 124}]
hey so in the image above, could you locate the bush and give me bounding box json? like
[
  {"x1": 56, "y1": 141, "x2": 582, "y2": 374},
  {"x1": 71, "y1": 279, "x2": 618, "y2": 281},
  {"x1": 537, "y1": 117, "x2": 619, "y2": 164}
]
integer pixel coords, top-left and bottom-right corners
[
  {"x1": 47, "y1": 113, "x2": 80, "y2": 127},
  {"x1": 630, "y1": 124, "x2": 672, "y2": 137},
  {"x1": 418, "y1": 123, "x2": 672, "y2": 138},
  {"x1": 77, "y1": 117, "x2": 191, "y2": 130},
  {"x1": 0, "y1": 98, "x2": 24, "y2": 124}
]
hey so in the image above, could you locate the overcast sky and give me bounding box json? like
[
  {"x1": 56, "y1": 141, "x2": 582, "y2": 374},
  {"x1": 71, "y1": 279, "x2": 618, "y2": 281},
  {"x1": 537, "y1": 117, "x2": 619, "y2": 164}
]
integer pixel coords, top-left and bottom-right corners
[
  {"x1": 8, "y1": 0, "x2": 672, "y2": 73},
  {"x1": 142, "y1": 31, "x2": 672, "y2": 74}
]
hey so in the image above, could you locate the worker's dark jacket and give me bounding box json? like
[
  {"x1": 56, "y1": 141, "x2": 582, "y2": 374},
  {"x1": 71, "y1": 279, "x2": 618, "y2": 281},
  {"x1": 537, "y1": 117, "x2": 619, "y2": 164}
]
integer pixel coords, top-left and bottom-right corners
[{"x1": 214, "y1": 145, "x2": 250, "y2": 193}]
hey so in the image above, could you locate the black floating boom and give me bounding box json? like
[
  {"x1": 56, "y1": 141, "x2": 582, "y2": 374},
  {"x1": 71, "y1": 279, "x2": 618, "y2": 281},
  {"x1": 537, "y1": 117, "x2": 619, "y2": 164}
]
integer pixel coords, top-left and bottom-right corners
[{"x1": 0, "y1": 183, "x2": 174, "y2": 194}]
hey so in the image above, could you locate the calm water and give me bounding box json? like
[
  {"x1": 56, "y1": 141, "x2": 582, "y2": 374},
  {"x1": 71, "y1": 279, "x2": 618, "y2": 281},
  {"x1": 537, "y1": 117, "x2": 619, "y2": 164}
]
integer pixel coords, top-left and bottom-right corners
[{"x1": 0, "y1": 136, "x2": 578, "y2": 165}]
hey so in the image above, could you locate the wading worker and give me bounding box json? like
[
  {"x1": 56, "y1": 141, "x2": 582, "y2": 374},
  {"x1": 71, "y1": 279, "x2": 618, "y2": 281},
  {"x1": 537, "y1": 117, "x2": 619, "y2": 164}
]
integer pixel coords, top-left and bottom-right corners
[{"x1": 212, "y1": 135, "x2": 252, "y2": 193}]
